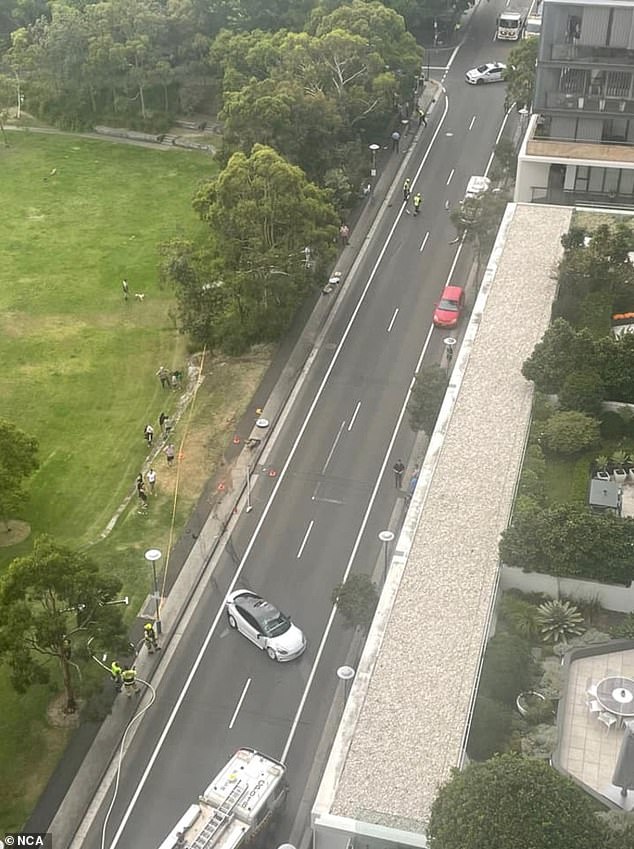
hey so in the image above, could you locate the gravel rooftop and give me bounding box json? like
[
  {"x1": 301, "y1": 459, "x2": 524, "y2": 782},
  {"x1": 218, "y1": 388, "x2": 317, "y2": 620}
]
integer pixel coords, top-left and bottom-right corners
[{"x1": 322, "y1": 203, "x2": 574, "y2": 835}]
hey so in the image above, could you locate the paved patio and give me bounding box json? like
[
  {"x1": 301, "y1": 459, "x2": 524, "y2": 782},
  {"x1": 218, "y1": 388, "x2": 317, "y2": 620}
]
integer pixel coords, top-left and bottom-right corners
[{"x1": 559, "y1": 647, "x2": 634, "y2": 808}]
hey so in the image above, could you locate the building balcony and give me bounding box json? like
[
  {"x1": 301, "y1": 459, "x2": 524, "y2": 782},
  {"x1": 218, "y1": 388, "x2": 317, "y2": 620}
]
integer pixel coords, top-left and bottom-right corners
[
  {"x1": 527, "y1": 134, "x2": 634, "y2": 164},
  {"x1": 545, "y1": 42, "x2": 634, "y2": 69},
  {"x1": 540, "y1": 92, "x2": 634, "y2": 117}
]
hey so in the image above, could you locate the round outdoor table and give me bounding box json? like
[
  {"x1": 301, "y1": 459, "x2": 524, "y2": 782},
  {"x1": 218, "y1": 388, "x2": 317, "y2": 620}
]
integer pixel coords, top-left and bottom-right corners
[{"x1": 596, "y1": 676, "x2": 634, "y2": 717}]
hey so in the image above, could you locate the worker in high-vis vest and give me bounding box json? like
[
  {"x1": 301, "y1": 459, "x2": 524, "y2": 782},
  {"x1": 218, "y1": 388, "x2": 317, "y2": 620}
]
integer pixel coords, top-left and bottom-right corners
[
  {"x1": 121, "y1": 666, "x2": 140, "y2": 697},
  {"x1": 144, "y1": 622, "x2": 160, "y2": 654},
  {"x1": 111, "y1": 660, "x2": 123, "y2": 692}
]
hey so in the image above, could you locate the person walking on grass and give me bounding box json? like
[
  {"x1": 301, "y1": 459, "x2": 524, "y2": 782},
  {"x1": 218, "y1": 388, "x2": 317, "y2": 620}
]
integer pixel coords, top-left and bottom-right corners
[
  {"x1": 146, "y1": 468, "x2": 157, "y2": 495},
  {"x1": 136, "y1": 473, "x2": 144, "y2": 495},
  {"x1": 156, "y1": 366, "x2": 170, "y2": 389},
  {"x1": 164, "y1": 443, "x2": 175, "y2": 466},
  {"x1": 159, "y1": 411, "x2": 167, "y2": 435},
  {"x1": 144, "y1": 423, "x2": 154, "y2": 446},
  {"x1": 122, "y1": 279, "x2": 129, "y2": 302}
]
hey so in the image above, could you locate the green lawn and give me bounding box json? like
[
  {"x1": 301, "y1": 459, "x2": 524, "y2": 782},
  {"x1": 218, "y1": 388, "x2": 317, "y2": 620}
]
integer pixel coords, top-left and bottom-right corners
[
  {"x1": 0, "y1": 132, "x2": 228, "y2": 832},
  {"x1": 0, "y1": 132, "x2": 215, "y2": 552}
]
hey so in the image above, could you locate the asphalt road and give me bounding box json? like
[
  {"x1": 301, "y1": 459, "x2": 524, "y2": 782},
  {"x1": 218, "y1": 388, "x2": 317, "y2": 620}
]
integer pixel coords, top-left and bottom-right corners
[{"x1": 78, "y1": 3, "x2": 531, "y2": 848}]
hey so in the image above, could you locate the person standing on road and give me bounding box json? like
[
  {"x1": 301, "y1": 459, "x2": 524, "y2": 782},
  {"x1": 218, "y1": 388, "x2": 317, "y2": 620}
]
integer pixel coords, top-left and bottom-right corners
[
  {"x1": 391, "y1": 130, "x2": 401, "y2": 152},
  {"x1": 339, "y1": 223, "x2": 350, "y2": 246},
  {"x1": 393, "y1": 459, "x2": 405, "y2": 488},
  {"x1": 418, "y1": 108, "x2": 428, "y2": 127},
  {"x1": 403, "y1": 179, "x2": 411, "y2": 202},
  {"x1": 413, "y1": 193, "x2": 422, "y2": 215}
]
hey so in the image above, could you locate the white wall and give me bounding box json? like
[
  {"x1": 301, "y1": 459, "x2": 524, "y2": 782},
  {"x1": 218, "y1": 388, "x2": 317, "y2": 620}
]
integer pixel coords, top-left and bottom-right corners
[
  {"x1": 515, "y1": 156, "x2": 550, "y2": 203},
  {"x1": 501, "y1": 565, "x2": 634, "y2": 612}
]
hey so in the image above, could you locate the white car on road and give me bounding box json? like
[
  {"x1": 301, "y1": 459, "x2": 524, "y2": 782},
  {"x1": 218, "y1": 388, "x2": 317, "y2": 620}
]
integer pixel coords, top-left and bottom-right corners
[
  {"x1": 465, "y1": 62, "x2": 507, "y2": 85},
  {"x1": 226, "y1": 589, "x2": 307, "y2": 661}
]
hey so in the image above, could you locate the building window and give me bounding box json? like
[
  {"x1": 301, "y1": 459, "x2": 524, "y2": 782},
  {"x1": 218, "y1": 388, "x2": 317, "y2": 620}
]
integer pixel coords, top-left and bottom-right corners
[
  {"x1": 560, "y1": 67, "x2": 586, "y2": 94},
  {"x1": 602, "y1": 119, "x2": 628, "y2": 142},
  {"x1": 588, "y1": 168, "x2": 606, "y2": 193},
  {"x1": 620, "y1": 170, "x2": 634, "y2": 195},
  {"x1": 574, "y1": 166, "x2": 590, "y2": 191}
]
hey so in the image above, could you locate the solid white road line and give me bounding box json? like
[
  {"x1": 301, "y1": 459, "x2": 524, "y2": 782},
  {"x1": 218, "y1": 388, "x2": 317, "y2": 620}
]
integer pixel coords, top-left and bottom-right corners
[
  {"x1": 387, "y1": 308, "x2": 399, "y2": 333},
  {"x1": 228, "y1": 678, "x2": 251, "y2": 729},
  {"x1": 468, "y1": 115, "x2": 477, "y2": 131},
  {"x1": 296, "y1": 521, "x2": 314, "y2": 559},
  {"x1": 446, "y1": 168, "x2": 455, "y2": 185},
  {"x1": 347, "y1": 401, "x2": 361, "y2": 432},
  {"x1": 420, "y1": 232, "x2": 430, "y2": 253},
  {"x1": 107, "y1": 93, "x2": 452, "y2": 849}
]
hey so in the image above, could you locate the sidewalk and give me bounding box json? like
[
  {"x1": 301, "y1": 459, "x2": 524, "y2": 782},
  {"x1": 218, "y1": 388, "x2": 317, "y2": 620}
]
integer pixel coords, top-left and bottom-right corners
[{"x1": 30, "y1": 80, "x2": 444, "y2": 849}]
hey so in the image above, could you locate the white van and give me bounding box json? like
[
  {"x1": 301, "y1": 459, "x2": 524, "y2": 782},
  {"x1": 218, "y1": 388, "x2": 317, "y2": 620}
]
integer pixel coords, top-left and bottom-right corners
[{"x1": 523, "y1": 15, "x2": 542, "y2": 38}]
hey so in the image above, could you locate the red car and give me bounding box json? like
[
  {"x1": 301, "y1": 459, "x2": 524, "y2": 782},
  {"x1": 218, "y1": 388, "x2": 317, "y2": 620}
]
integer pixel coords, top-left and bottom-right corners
[{"x1": 433, "y1": 285, "x2": 465, "y2": 328}]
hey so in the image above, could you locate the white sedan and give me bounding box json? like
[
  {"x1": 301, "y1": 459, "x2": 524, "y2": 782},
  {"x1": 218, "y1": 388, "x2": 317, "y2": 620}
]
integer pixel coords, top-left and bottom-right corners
[
  {"x1": 465, "y1": 62, "x2": 507, "y2": 85},
  {"x1": 226, "y1": 589, "x2": 307, "y2": 661}
]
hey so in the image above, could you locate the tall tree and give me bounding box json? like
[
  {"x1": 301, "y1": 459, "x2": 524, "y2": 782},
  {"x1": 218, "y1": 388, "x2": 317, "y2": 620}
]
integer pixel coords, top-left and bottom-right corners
[
  {"x1": 428, "y1": 753, "x2": 605, "y2": 849},
  {"x1": 0, "y1": 535, "x2": 129, "y2": 713},
  {"x1": 407, "y1": 365, "x2": 448, "y2": 434},
  {"x1": 183, "y1": 143, "x2": 338, "y2": 351},
  {"x1": 0, "y1": 418, "x2": 38, "y2": 530},
  {"x1": 505, "y1": 37, "x2": 539, "y2": 109}
]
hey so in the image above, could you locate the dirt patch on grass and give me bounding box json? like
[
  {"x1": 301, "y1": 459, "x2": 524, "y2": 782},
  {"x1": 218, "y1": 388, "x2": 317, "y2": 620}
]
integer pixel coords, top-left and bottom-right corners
[
  {"x1": 157, "y1": 350, "x2": 272, "y2": 505},
  {"x1": 0, "y1": 520, "x2": 31, "y2": 548},
  {"x1": 47, "y1": 693, "x2": 82, "y2": 728}
]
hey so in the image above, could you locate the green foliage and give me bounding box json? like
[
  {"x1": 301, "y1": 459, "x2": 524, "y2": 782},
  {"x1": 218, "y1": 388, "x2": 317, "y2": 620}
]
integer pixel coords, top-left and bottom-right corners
[
  {"x1": 610, "y1": 613, "x2": 634, "y2": 640},
  {"x1": 504, "y1": 38, "x2": 539, "y2": 109},
  {"x1": 428, "y1": 753, "x2": 603, "y2": 849},
  {"x1": 499, "y1": 594, "x2": 539, "y2": 639},
  {"x1": 331, "y1": 573, "x2": 378, "y2": 632},
  {"x1": 0, "y1": 536, "x2": 129, "y2": 712},
  {"x1": 0, "y1": 418, "x2": 38, "y2": 527},
  {"x1": 466, "y1": 696, "x2": 515, "y2": 762},
  {"x1": 535, "y1": 600, "x2": 585, "y2": 643},
  {"x1": 520, "y1": 723, "x2": 557, "y2": 758},
  {"x1": 559, "y1": 370, "x2": 605, "y2": 416},
  {"x1": 522, "y1": 319, "x2": 596, "y2": 395},
  {"x1": 449, "y1": 189, "x2": 510, "y2": 266},
  {"x1": 489, "y1": 137, "x2": 517, "y2": 183},
  {"x1": 500, "y1": 503, "x2": 634, "y2": 584},
  {"x1": 540, "y1": 411, "x2": 600, "y2": 456},
  {"x1": 163, "y1": 144, "x2": 339, "y2": 353},
  {"x1": 407, "y1": 365, "x2": 448, "y2": 434},
  {"x1": 478, "y1": 633, "x2": 536, "y2": 708}
]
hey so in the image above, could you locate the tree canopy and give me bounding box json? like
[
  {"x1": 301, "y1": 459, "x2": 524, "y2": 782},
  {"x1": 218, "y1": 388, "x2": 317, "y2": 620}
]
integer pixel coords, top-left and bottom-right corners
[
  {"x1": 428, "y1": 754, "x2": 605, "y2": 849},
  {"x1": 504, "y1": 37, "x2": 538, "y2": 109},
  {"x1": 0, "y1": 535, "x2": 129, "y2": 712},
  {"x1": 0, "y1": 418, "x2": 38, "y2": 529},
  {"x1": 407, "y1": 365, "x2": 448, "y2": 434},
  {"x1": 331, "y1": 573, "x2": 378, "y2": 632},
  {"x1": 162, "y1": 144, "x2": 338, "y2": 353}
]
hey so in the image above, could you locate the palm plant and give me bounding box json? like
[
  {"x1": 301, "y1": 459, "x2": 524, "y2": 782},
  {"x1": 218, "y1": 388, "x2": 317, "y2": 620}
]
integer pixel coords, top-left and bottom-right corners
[
  {"x1": 612, "y1": 449, "x2": 628, "y2": 471},
  {"x1": 536, "y1": 600, "x2": 585, "y2": 644},
  {"x1": 595, "y1": 454, "x2": 610, "y2": 478},
  {"x1": 500, "y1": 594, "x2": 538, "y2": 639}
]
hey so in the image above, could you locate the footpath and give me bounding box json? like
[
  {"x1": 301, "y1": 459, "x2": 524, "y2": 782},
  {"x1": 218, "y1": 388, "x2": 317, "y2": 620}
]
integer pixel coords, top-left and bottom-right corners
[{"x1": 26, "y1": 80, "x2": 444, "y2": 849}]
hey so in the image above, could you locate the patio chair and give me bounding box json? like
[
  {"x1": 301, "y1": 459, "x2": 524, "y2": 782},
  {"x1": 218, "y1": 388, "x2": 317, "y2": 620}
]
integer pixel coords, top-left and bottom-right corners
[
  {"x1": 586, "y1": 699, "x2": 602, "y2": 715},
  {"x1": 586, "y1": 683, "x2": 598, "y2": 699},
  {"x1": 597, "y1": 712, "x2": 618, "y2": 732}
]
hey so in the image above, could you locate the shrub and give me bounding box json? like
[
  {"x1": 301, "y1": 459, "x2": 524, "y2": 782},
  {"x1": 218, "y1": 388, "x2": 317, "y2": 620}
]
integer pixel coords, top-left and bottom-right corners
[
  {"x1": 479, "y1": 633, "x2": 536, "y2": 707},
  {"x1": 559, "y1": 371, "x2": 605, "y2": 416},
  {"x1": 610, "y1": 613, "x2": 634, "y2": 640},
  {"x1": 520, "y1": 724, "x2": 558, "y2": 758},
  {"x1": 500, "y1": 594, "x2": 539, "y2": 640},
  {"x1": 600, "y1": 410, "x2": 634, "y2": 440},
  {"x1": 467, "y1": 696, "x2": 515, "y2": 761},
  {"x1": 540, "y1": 411, "x2": 600, "y2": 456}
]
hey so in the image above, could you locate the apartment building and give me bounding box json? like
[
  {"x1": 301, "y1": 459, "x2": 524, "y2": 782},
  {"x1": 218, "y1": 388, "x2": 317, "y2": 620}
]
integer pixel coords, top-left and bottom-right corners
[{"x1": 515, "y1": 0, "x2": 634, "y2": 207}]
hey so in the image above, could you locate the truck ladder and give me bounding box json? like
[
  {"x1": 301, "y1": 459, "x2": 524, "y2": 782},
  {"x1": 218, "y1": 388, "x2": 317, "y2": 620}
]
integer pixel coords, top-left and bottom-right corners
[{"x1": 191, "y1": 783, "x2": 246, "y2": 849}]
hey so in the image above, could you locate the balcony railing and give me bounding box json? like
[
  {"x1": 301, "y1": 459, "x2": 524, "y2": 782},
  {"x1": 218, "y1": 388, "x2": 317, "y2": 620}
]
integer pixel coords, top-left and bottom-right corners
[
  {"x1": 541, "y1": 92, "x2": 634, "y2": 118},
  {"x1": 533, "y1": 124, "x2": 634, "y2": 148},
  {"x1": 547, "y1": 43, "x2": 634, "y2": 67},
  {"x1": 530, "y1": 185, "x2": 634, "y2": 208}
]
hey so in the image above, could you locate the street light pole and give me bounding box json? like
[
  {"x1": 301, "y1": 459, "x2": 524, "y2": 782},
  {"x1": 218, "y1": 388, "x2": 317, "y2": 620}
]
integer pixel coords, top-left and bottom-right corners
[
  {"x1": 337, "y1": 665, "x2": 356, "y2": 701},
  {"x1": 444, "y1": 336, "x2": 457, "y2": 370},
  {"x1": 144, "y1": 548, "x2": 162, "y2": 635},
  {"x1": 378, "y1": 530, "x2": 395, "y2": 585}
]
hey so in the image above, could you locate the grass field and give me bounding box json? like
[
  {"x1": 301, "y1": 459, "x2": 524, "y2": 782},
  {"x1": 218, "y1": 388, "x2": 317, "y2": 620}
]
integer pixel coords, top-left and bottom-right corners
[{"x1": 0, "y1": 131, "x2": 272, "y2": 832}]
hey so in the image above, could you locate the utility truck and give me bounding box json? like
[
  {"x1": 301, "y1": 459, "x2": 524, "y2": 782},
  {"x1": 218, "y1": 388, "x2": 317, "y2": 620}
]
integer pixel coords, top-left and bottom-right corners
[
  {"x1": 157, "y1": 749, "x2": 288, "y2": 849},
  {"x1": 496, "y1": 11, "x2": 524, "y2": 40}
]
